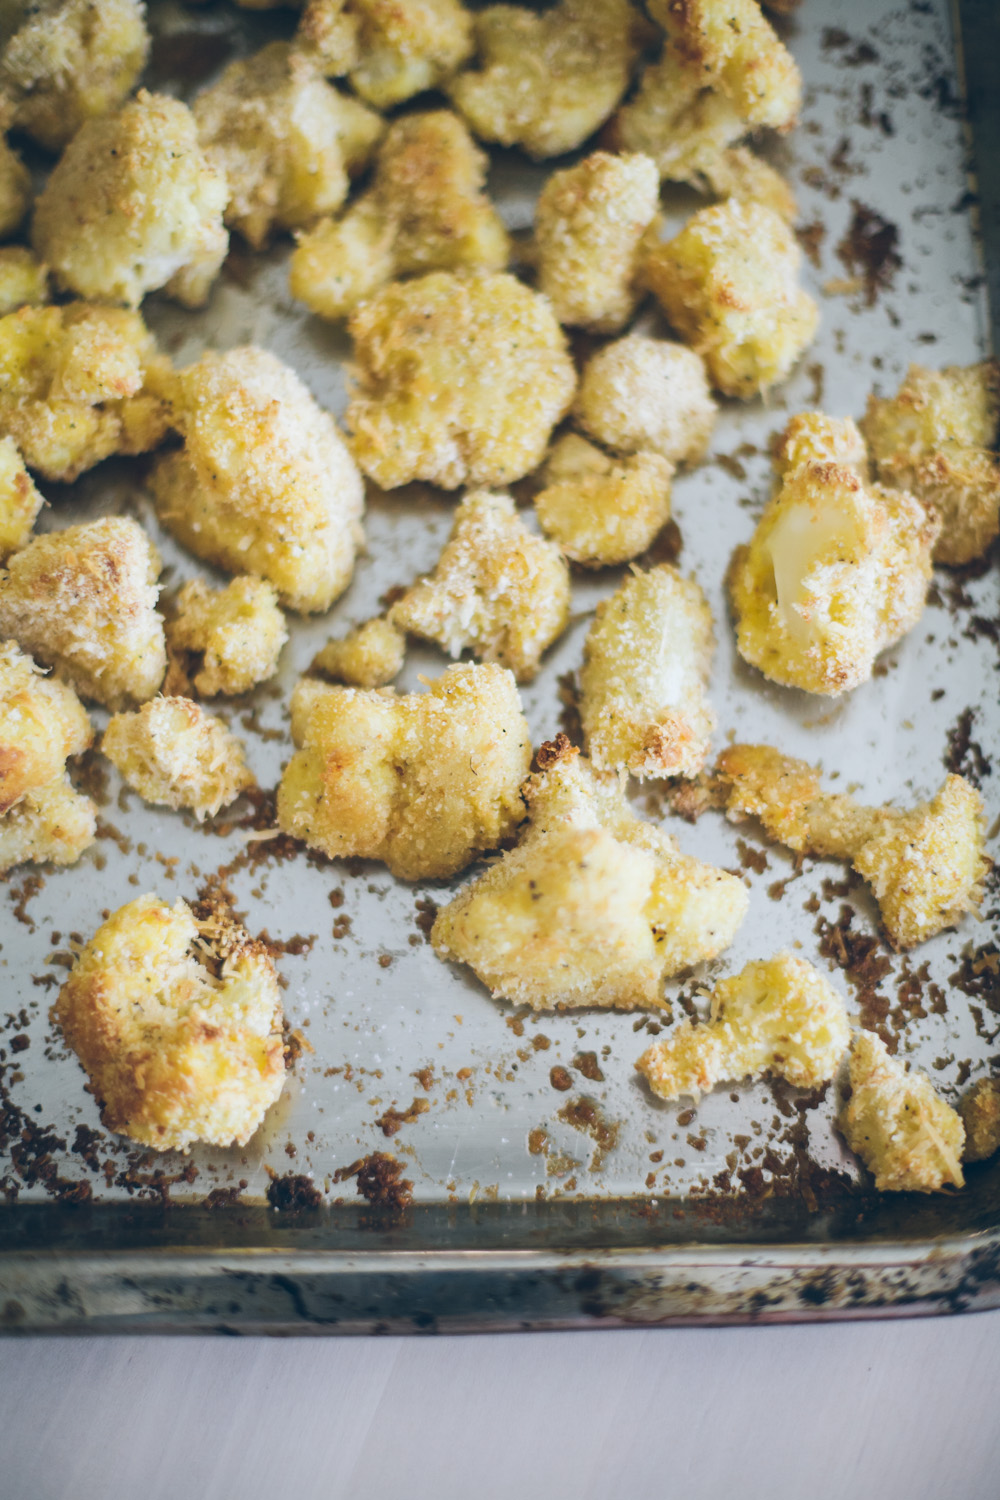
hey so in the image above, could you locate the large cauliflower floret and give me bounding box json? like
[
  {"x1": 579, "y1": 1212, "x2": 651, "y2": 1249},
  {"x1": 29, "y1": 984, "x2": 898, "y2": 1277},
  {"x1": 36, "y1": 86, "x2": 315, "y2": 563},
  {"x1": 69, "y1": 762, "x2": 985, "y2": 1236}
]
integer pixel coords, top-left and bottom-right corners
[
  {"x1": 861, "y1": 361, "x2": 1000, "y2": 566},
  {"x1": 103, "y1": 697, "x2": 255, "y2": 820},
  {"x1": 432, "y1": 737, "x2": 748, "y2": 1011},
  {"x1": 0, "y1": 516, "x2": 166, "y2": 709},
  {"x1": 0, "y1": 246, "x2": 48, "y2": 317},
  {"x1": 0, "y1": 134, "x2": 30, "y2": 239},
  {"x1": 55, "y1": 894, "x2": 286, "y2": 1152},
  {"x1": 0, "y1": 637, "x2": 90, "y2": 812},
  {"x1": 0, "y1": 773, "x2": 95, "y2": 872},
  {"x1": 298, "y1": 0, "x2": 473, "y2": 109},
  {"x1": 581, "y1": 565, "x2": 715, "y2": 781},
  {"x1": 165, "y1": 577, "x2": 287, "y2": 700},
  {"x1": 32, "y1": 91, "x2": 229, "y2": 309},
  {"x1": 151, "y1": 347, "x2": 364, "y2": 615},
  {"x1": 289, "y1": 109, "x2": 509, "y2": 322},
  {"x1": 390, "y1": 491, "x2": 570, "y2": 683},
  {"x1": 717, "y1": 744, "x2": 989, "y2": 950},
  {"x1": 959, "y1": 1078, "x2": 1000, "y2": 1164},
  {"x1": 311, "y1": 615, "x2": 405, "y2": 689},
  {"x1": 644, "y1": 200, "x2": 818, "y2": 398},
  {"x1": 838, "y1": 1031, "x2": 964, "y2": 1193},
  {"x1": 347, "y1": 271, "x2": 576, "y2": 490},
  {"x1": 534, "y1": 434, "x2": 673, "y2": 568},
  {"x1": 636, "y1": 952, "x2": 850, "y2": 1101},
  {"x1": 0, "y1": 435, "x2": 43, "y2": 560},
  {"x1": 574, "y1": 334, "x2": 716, "y2": 468}
]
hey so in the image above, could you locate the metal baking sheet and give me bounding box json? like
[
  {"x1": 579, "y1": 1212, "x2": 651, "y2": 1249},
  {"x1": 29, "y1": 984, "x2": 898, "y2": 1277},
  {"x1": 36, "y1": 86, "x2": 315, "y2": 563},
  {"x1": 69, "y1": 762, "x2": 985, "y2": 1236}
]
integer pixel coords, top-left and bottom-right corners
[{"x1": 2, "y1": 0, "x2": 1000, "y2": 1333}]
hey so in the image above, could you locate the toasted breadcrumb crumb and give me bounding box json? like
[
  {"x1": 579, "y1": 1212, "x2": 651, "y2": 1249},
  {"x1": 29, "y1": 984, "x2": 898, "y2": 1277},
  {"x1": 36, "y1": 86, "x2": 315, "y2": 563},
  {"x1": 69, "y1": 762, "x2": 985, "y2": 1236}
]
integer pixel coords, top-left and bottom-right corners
[
  {"x1": 0, "y1": 247, "x2": 48, "y2": 317},
  {"x1": 0, "y1": 638, "x2": 91, "y2": 812},
  {"x1": 838, "y1": 1031, "x2": 964, "y2": 1193},
  {"x1": 0, "y1": 436, "x2": 43, "y2": 560},
  {"x1": 959, "y1": 1078, "x2": 1000, "y2": 1164},
  {"x1": 0, "y1": 135, "x2": 30, "y2": 240},
  {"x1": 311, "y1": 615, "x2": 405, "y2": 689},
  {"x1": 0, "y1": 772, "x2": 96, "y2": 872},
  {"x1": 103, "y1": 697, "x2": 255, "y2": 820},
  {"x1": 298, "y1": 0, "x2": 473, "y2": 109},
  {"x1": 574, "y1": 334, "x2": 716, "y2": 468},
  {"x1": 166, "y1": 578, "x2": 287, "y2": 700},
  {"x1": 535, "y1": 434, "x2": 673, "y2": 567}
]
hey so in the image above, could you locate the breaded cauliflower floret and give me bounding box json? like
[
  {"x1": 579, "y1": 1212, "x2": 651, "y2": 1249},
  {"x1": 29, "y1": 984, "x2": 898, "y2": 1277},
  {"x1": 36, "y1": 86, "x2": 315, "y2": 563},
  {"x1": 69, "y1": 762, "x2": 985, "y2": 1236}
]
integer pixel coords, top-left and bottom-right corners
[
  {"x1": 390, "y1": 491, "x2": 570, "y2": 682},
  {"x1": 0, "y1": 247, "x2": 48, "y2": 317},
  {"x1": 151, "y1": 347, "x2": 364, "y2": 615},
  {"x1": 959, "y1": 1078, "x2": 1000, "y2": 1164},
  {"x1": 0, "y1": 135, "x2": 30, "y2": 240},
  {"x1": 0, "y1": 516, "x2": 166, "y2": 709},
  {"x1": 432, "y1": 737, "x2": 748, "y2": 1010},
  {"x1": 298, "y1": 0, "x2": 473, "y2": 109},
  {"x1": 289, "y1": 110, "x2": 509, "y2": 321},
  {"x1": 717, "y1": 744, "x2": 989, "y2": 949},
  {"x1": 103, "y1": 697, "x2": 255, "y2": 820},
  {"x1": 645, "y1": 201, "x2": 818, "y2": 398},
  {"x1": 0, "y1": 435, "x2": 43, "y2": 560},
  {"x1": 771, "y1": 410, "x2": 869, "y2": 479},
  {"x1": 32, "y1": 90, "x2": 228, "y2": 309},
  {"x1": 347, "y1": 271, "x2": 576, "y2": 490},
  {"x1": 700, "y1": 146, "x2": 797, "y2": 222},
  {"x1": 838, "y1": 1031, "x2": 964, "y2": 1193},
  {"x1": 0, "y1": 638, "x2": 90, "y2": 811},
  {"x1": 448, "y1": 0, "x2": 642, "y2": 161},
  {"x1": 277, "y1": 662, "x2": 531, "y2": 880},
  {"x1": 861, "y1": 361, "x2": 1000, "y2": 566},
  {"x1": 56, "y1": 894, "x2": 286, "y2": 1151},
  {"x1": 534, "y1": 151, "x2": 660, "y2": 334},
  {"x1": 0, "y1": 773, "x2": 96, "y2": 872},
  {"x1": 580, "y1": 564, "x2": 715, "y2": 780},
  {"x1": 311, "y1": 615, "x2": 405, "y2": 689},
  {"x1": 574, "y1": 334, "x2": 717, "y2": 467},
  {"x1": 636, "y1": 952, "x2": 850, "y2": 1101},
  {"x1": 166, "y1": 577, "x2": 288, "y2": 699},
  {"x1": 534, "y1": 434, "x2": 673, "y2": 567}
]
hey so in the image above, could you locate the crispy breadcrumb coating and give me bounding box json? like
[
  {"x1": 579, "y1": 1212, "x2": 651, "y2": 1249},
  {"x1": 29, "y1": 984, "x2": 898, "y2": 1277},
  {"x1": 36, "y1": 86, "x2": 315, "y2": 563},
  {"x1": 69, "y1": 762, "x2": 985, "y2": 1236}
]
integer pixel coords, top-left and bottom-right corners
[
  {"x1": 772, "y1": 410, "x2": 869, "y2": 479},
  {"x1": 166, "y1": 577, "x2": 287, "y2": 699},
  {"x1": 0, "y1": 246, "x2": 47, "y2": 317},
  {"x1": 277, "y1": 661, "x2": 531, "y2": 879},
  {"x1": 56, "y1": 893, "x2": 285, "y2": 1151},
  {"x1": 636, "y1": 952, "x2": 850, "y2": 1100},
  {"x1": 574, "y1": 334, "x2": 716, "y2": 467},
  {"x1": 347, "y1": 271, "x2": 576, "y2": 490},
  {"x1": 534, "y1": 434, "x2": 673, "y2": 567},
  {"x1": 0, "y1": 772, "x2": 95, "y2": 872},
  {"x1": 0, "y1": 435, "x2": 42, "y2": 560},
  {"x1": 103, "y1": 696, "x2": 255, "y2": 819},
  {"x1": 390, "y1": 491, "x2": 570, "y2": 682},
  {"x1": 432, "y1": 738, "x2": 748, "y2": 1010},
  {"x1": 151, "y1": 346, "x2": 364, "y2": 614},
  {"x1": 311, "y1": 615, "x2": 404, "y2": 688},
  {"x1": 959, "y1": 1078, "x2": 1000, "y2": 1163},
  {"x1": 0, "y1": 638, "x2": 90, "y2": 812},
  {"x1": 0, "y1": 135, "x2": 30, "y2": 239},
  {"x1": 838, "y1": 1031, "x2": 964, "y2": 1193},
  {"x1": 700, "y1": 146, "x2": 797, "y2": 222},
  {"x1": 298, "y1": 0, "x2": 473, "y2": 109}
]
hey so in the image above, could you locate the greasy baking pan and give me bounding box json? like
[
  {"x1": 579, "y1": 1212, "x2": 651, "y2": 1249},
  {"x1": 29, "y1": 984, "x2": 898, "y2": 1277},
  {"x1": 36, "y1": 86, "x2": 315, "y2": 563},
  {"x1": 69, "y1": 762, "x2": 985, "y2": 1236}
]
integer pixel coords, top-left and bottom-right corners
[{"x1": 2, "y1": 0, "x2": 1000, "y2": 1333}]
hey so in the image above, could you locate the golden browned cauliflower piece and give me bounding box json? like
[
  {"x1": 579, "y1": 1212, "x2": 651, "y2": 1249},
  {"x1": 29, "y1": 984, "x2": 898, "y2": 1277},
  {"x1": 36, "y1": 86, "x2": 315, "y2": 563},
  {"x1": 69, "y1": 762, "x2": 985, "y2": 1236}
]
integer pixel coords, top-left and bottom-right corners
[
  {"x1": 0, "y1": 435, "x2": 42, "y2": 560},
  {"x1": 534, "y1": 434, "x2": 673, "y2": 567},
  {"x1": 838, "y1": 1031, "x2": 964, "y2": 1193},
  {"x1": 166, "y1": 577, "x2": 288, "y2": 699},
  {"x1": 861, "y1": 361, "x2": 1000, "y2": 566},
  {"x1": 534, "y1": 151, "x2": 660, "y2": 334},
  {"x1": 289, "y1": 109, "x2": 509, "y2": 321},
  {"x1": 151, "y1": 347, "x2": 364, "y2": 614},
  {"x1": 311, "y1": 615, "x2": 405, "y2": 688},
  {"x1": 959, "y1": 1078, "x2": 1000, "y2": 1164},
  {"x1": 390, "y1": 491, "x2": 570, "y2": 683},
  {"x1": 645, "y1": 201, "x2": 818, "y2": 398},
  {"x1": 0, "y1": 246, "x2": 47, "y2": 317},
  {"x1": 636, "y1": 952, "x2": 850, "y2": 1101},
  {"x1": 717, "y1": 744, "x2": 989, "y2": 950},
  {"x1": 298, "y1": 0, "x2": 473, "y2": 109},
  {"x1": 580, "y1": 564, "x2": 715, "y2": 780},
  {"x1": 700, "y1": 146, "x2": 797, "y2": 222},
  {"x1": 0, "y1": 516, "x2": 166, "y2": 709},
  {"x1": 432, "y1": 737, "x2": 748, "y2": 1010},
  {"x1": 0, "y1": 134, "x2": 30, "y2": 239},
  {"x1": 347, "y1": 271, "x2": 576, "y2": 490},
  {"x1": 277, "y1": 661, "x2": 531, "y2": 880},
  {"x1": 102, "y1": 696, "x2": 255, "y2": 820},
  {"x1": 574, "y1": 334, "x2": 717, "y2": 468},
  {"x1": 0, "y1": 773, "x2": 96, "y2": 872},
  {"x1": 448, "y1": 0, "x2": 643, "y2": 160},
  {"x1": 771, "y1": 409, "x2": 869, "y2": 479},
  {"x1": 32, "y1": 91, "x2": 228, "y2": 309},
  {"x1": 0, "y1": 637, "x2": 90, "y2": 812},
  {"x1": 56, "y1": 894, "x2": 286, "y2": 1152}
]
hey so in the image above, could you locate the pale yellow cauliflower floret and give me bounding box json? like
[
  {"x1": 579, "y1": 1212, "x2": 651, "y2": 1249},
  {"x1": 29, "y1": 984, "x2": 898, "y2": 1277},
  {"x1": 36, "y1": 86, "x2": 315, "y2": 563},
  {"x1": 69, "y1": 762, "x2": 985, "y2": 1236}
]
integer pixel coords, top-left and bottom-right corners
[
  {"x1": 772, "y1": 410, "x2": 869, "y2": 479},
  {"x1": 838, "y1": 1031, "x2": 964, "y2": 1193},
  {"x1": 717, "y1": 744, "x2": 989, "y2": 950},
  {"x1": 32, "y1": 90, "x2": 228, "y2": 309},
  {"x1": 0, "y1": 773, "x2": 96, "y2": 872},
  {"x1": 0, "y1": 516, "x2": 166, "y2": 709},
  {"x1": 289, "y1": 110, "x2": 509, "y2": 321},
  {"x1": 636, "y1": 952, "x2": 850, "y2": 1101},
  {"x1": 580, "y1": 564, "x2": 715, "y2": 780},
  {"x1": 0, "y1": 435, "x2": 43, "y2": 560},
  {"x1": 574, "y1": 334, "x2": 717, "y2": 468},
  {"x1": 55, "y1": 894, "x2": 286, "y2": 1152},
  {"x1": 277, "y1": 661, "x2": 531, "y2": 880},
  {"x1": 298, "y1": 0, "x2": 473, "y2": 109},
  {"x1": 311, "y1": 615, "x2": 405, "y2": 689},
  {"x1": 534, "y1": 151, "x2": 660, "y2": 334},
  {"x1": 861, "y1": 361, "x2": 1000, "y2": 566},
  {"x1": 347, "y1": 271, "x2": 576, "y2": 490},
  {"x1": 0, "y1": 247, "x2": 48, "y2": 317},
  {"x1": 0, "y1": 638, "x2": 90, "y2": 812},
  {"x1": 432, "y1": 737, "x2": 748, "y2": 1011},
  {"x1": 645, "y1": 201, "x2": 818, "y2": 398},
  {"x1": 103, "y1": 697, "x2": 255, "y2": 820},
  {"x1": 0, "y1": 135, "x2": 30, "y2": 239},
  {"x1": 534, "y1": 434, "x2": 672, "y2": 567},
  {"x1": 959, "y1": 1078, "x2": 1000, "y2": 1164},
  {"x1": 151, "y1": 347, "x2": 364, "y2": 615},
  {"x1": 390, "y1": 491, "x2": 570, "y2": 683},
  {"x1": 166, "y1": 577, "x2": 288, "y2": 699}
]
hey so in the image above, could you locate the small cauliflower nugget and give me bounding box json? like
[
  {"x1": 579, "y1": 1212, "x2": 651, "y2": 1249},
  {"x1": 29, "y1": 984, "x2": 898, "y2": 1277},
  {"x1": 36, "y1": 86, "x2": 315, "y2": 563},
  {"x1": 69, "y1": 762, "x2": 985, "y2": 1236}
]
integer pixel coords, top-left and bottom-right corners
[
  {"x1": 390, "y1": 491, "x2": 570, "y2": 682},
  {"x1": 636, "y1": 952, "x2": 850, "y2": 1101},
  {"x1": 0, "y1": 638, "x2": 91, "y2": 812},
  {"x1": 959, "y1": 1078, "x2": 1000, "y2": 1164},
  {"x1": 0, "y1": 436, "x2": 43, "y2": 560},
  {"x1": 574, "y1": 334, "x2": 716, "y2": 468},
  {"x1": 166, "y1": 577, "x2": 287, "y2": 699},
  {"x1": 347, "y1": 271, "x2": 576, "y2": 490},
  {"x1": 838, "y1": 1031, "x2": 964, "y2": 1193},
  {"x1": 0, "y1": 773, "x2": 96, "y2": 872},
  {"x1": 534, "y1": 434, "x2": 673, "y2": 567},
  {"x1": 151, "y1": 347, "x2": 364, "y2": 614},
  {"x1": 311, "y1": 615, "x2": 405, "y2": 688},
  {"x1": 103, "y1": 697, "x2": 255, "y2": 820},
  {"x1": 56, "y1": 894, "x2": 286, "y2": 1152},
  {"x1": 0, "y1": 247, "x2": 48, "y2": 317},
  {"x1": 298, "y1": 0, "x2": 473, "y2": 109},
  {"x1": 0, "y1": 135, "x2": 30, "y2": 240}
]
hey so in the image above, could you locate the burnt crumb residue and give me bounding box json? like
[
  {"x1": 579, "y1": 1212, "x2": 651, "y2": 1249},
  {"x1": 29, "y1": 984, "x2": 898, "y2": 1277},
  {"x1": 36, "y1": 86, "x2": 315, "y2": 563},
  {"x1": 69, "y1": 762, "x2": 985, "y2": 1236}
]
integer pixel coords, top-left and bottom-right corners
[
  {"x1": 549, "y1": 1065, "x2": 573, "y2": 1092},
  {"x1": 944, "y1": 707, "x2": 992, "y2": 787},
  {"x1": 413, "y1": 897, "x2": 438, "y2": 943},
  {"x1": 335, "y1": 1152, "x2": 413, "y2": 1211},
  {"x1": 797, "y1": 221, "x2": 826, "y2": 269},
  {"x1": 556, "y1": 1098, "x2": 620, "y2": 1170},
  {"x1": 556, "y1": 673, "x2": 583, "y2": 747},
  {"x1": 203, "y1": 1184, "x2": 247, "y2": 1210},
  {"x1": 815, "y1": 904, "x2": 896, "y2": 1050},
  {"x1": 266, "y1": 1171, "x2": 323, "y2": 1212},
  {"x1": 572, "y1": 1051, "x2": 604, "y2": 1083},
  {"x1": 950, "y1": 946, "x2": 1000, "y2": 1029},
  {"x1": 375, "y1": 1096, "x2": 429, "y2": 1137},
  {"x1": 821, "y1": 27, "x2": 880, "y2": 68},
  {"x1": 836, "y1": 201, "x2": 902, "y2": 305}
]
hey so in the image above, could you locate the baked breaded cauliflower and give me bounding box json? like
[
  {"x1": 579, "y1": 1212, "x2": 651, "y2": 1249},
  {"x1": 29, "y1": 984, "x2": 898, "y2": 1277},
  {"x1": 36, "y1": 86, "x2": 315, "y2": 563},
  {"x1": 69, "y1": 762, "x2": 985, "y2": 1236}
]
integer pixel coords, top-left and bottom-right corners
[
  {"x1": 636, "y1": 952, "x2": 850, "y2": 1101},
  {"x1": 55, "y1": 894, "x2": 286, "y2": 1152},
  {"x1": 298, "y1": 0, "x2": 473, "y2": 109},
  {"x1": 0, "y1": 773, "x2": 96, "y2": 872},
  {"x1": 150, "y1": 346, "x2": 364, "y2": 614},
  {"x1": 700, "y1": 145, "x2": 797, "y2": 222},
  {"x1": 0, "y1": 436, "x2": 42, "y2": 560},
  {"x1": 0, "y1": 247, "x2": 48, "y2": 317},
  {"x1": 534, "y1": 151, "x2": 660, "y2": 334},
  {"x1": 644, "y1": 201, "x2": 818, "y2": 398},
  {"x1": 574, "y1": 334, "x2": 717, "y2": 468},
  {"x1": 166, "y1": 577, "x2": 287, "y2": 700},
  {"x1": 432, "y1": 737, "x2": 748, "y2": 1011},
  {"x1": 311, "y1": 615, "x2": 405, "y2": 689},
  {"x1": 277, "y1": 662, "x2": 531, "y2": 880},
  {"x1": 103, "y1": 697, "x2": 255, "y2": 820},
  {"x1": 347, "y1": 271, "x2": 576, "y2": 490},
  {"x1": 534, "y1": 434, "x2": 673, "y2": 567},
  {"x1": 0, "y1": 516, "x2": 166, "y2": 709},
  {"x1": 0, "y1": 135, "x2": 30, "y2": 240},
  {"x1": 772, "y1": 410, "x2": 869, "y2": 479},
  {"x1": 289, "y1": 109, "x2": 509, "y2": 321},
  {"x1": 32, "y1": 91, "x2": 228, "y2": 309},
  {"x1": 448, "y1": 0, "x2": 643, "y2": 160},
  {"x1": 717, "y1": 744, "x2": 989, "y2": 949},
  {"x1": 838, "y1": 1031, "x2": 965, "y2": 1193},
  {"x1": 580, "y1": 564, "x2": 715, "y2": 780},
  {"x1": 959, "y1": 1078, "x2": 1000, "y2": 1164},
  {"x1": 861, "y1": 361, "x2": 1000, "y2": 566},
  {"x1": 0, "y1": 638, "x2": 90, "y2": 812},
  {"x1": 390, "y1": 491, "x2": 570, "y2": 682}
]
